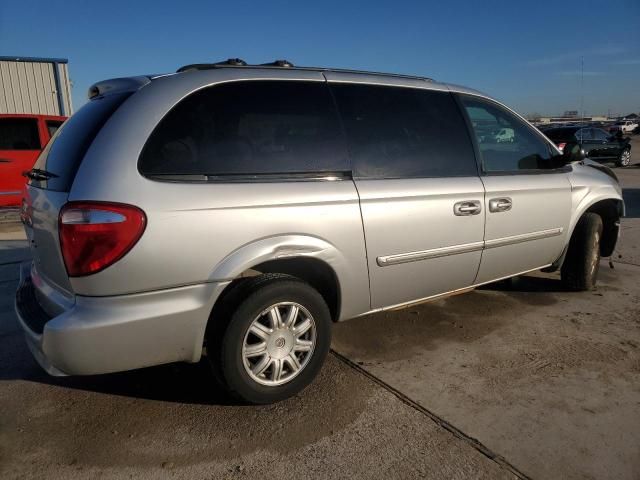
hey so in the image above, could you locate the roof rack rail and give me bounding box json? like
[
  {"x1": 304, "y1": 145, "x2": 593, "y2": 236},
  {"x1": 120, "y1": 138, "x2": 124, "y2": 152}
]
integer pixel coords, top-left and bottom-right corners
[
  {"x1": 217, "y1": 58, "x2": 247, "y2": 66},
  {"x1": 177, "y1": 58, "x2": 247, "y2": 73},
  {"x1": 260, "y1": 59, "x2": 294, "y2": 67},
  {"x1": 175, "y1": 60, "x2": 433, "y2": 82}
]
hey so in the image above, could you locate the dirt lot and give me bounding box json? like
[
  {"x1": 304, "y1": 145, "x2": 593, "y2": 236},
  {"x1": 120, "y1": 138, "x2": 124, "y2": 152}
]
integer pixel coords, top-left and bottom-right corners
[{"x1": 1, "y1": 138, "x2": 639, "y2": 479}]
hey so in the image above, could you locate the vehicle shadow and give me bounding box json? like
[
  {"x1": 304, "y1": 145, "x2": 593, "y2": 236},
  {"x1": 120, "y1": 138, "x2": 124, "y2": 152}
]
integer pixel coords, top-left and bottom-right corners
[
  {"x1": 622, "y1": 188, "x2": 640, "y2": 218},
  {"x1": 0, "y1": 239, "x2": 30, "y2": 264},
  {"x1": 0, "y1": 328, "x2": 237, "y2": 405},
  {"x1": 55, "y1": 361, "x2": 237, "y2": 404},
  {"x1": 479, "y1": 274, "x2": 570, "y2": 293}
]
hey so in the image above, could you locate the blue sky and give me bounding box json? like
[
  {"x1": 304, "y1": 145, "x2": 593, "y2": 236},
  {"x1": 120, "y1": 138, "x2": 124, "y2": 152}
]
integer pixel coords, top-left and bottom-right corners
[{"x1": 1, "y1": 0, "x2": 639, "y2": 116}]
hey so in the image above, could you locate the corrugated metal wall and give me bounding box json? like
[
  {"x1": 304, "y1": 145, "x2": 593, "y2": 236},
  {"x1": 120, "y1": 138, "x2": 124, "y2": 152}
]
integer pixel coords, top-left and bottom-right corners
[
  {"x1": 57, "y1": 63, "x2": 73, "y2": 115},
  {"x1": 0, "y1": 60, "x2": 73, "y2": 115}
]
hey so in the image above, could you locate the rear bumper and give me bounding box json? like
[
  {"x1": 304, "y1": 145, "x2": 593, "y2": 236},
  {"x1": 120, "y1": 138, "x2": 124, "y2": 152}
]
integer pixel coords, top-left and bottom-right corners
[{"x1": 15, "y1": 262, "x2": 229, "y2": 375}]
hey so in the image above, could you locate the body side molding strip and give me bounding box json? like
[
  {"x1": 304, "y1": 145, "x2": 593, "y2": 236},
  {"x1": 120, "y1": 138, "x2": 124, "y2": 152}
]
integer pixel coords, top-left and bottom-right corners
[
  {"x1": 376, "y1": 227, "x2": 564, "y2": 267},
  {"x1": 484, "y1": 227, "x2": 563, "y2": 249},
  {"x1": 377, "y1": 241, "x2": 484, "y2": 267}
]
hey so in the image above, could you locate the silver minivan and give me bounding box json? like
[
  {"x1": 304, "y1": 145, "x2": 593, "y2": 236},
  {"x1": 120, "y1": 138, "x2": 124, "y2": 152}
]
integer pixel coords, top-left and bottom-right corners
[{"x1": 16, "y1": 59, "x2": 624, "y2": 403}]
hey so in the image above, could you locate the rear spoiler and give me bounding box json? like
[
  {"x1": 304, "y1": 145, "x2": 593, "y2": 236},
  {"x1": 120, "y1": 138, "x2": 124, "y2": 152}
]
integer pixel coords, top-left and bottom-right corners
[{"x1": 87, "y1": 76, "x2": 152, "y2": 99}]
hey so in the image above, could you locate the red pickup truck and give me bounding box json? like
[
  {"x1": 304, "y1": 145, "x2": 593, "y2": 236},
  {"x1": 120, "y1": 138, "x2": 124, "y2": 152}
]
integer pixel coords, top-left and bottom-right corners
[{"x1": 0, "y1": 114, "x2": 67, "y2": 207}]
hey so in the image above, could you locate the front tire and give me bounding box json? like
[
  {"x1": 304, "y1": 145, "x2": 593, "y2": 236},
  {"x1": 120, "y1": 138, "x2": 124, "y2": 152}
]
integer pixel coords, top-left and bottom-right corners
[
  {"x1": 561, "y1": 213, "x2": 603, "y2": 291},
  {"x1": 208, "y1": 275, "x2": 331, "y2": 404}
]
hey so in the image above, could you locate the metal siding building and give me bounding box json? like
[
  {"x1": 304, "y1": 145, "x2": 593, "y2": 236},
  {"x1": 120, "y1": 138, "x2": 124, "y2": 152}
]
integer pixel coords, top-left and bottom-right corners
[{"x1": 0, "y1": 56, "x2": 73, "y2": 116}]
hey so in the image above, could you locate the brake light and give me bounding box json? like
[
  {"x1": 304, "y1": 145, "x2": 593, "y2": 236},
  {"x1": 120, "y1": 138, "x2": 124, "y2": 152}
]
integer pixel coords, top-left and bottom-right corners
[
  {"x1": 557, "y1": 142, "x2": 566, "y2": 152},
  {"x1": 59, "y1": 202, "x2": 146, "y2": 277}
]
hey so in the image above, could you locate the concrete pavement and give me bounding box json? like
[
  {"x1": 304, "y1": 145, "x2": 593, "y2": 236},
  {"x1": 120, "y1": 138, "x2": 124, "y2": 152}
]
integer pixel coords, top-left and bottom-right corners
[
  {"x1": 2, "y1": 138, "x2": 640, "y2": 479},
  {"x1": 332, "y1": 138, "x2": 640, "y2": 480},
  {"x1": 0, "y1": 246, "x2": 513, "y2": 479}
]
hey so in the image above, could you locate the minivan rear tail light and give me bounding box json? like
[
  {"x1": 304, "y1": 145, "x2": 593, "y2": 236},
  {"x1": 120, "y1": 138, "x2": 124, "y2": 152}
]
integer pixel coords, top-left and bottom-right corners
[{"x1": 59, "y1": 202, "x2": 146, "y2": 277}]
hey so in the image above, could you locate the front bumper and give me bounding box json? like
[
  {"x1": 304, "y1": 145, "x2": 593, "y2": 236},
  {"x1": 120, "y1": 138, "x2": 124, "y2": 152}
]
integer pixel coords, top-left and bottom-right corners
[{"x1": 15, "y1": 262, "x2": 229, "y2": 376}]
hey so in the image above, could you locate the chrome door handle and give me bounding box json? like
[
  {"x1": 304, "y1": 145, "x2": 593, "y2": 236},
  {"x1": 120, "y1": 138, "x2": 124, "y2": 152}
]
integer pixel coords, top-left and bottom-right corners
[
  {"x1": 489, "y1": 197, "x2": 512, "y2": 213},
  {"x1": 454, "y1": 200, "x2": 482, "y2": 216}
]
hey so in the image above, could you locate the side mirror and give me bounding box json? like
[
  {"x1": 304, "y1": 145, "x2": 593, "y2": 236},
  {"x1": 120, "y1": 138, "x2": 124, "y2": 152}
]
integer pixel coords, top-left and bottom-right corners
[{"x1": 562, "y1": 142, "x2": 585, "y2": 162}]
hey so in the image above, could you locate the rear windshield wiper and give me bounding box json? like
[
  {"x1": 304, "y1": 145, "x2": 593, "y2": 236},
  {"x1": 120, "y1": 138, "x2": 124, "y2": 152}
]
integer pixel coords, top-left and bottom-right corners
[{"x1": 23, "y1": 168, "x2": 59, "y2": 181}]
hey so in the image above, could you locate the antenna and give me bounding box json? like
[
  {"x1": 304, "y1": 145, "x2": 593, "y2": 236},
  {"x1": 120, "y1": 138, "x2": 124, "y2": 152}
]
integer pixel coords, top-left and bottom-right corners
[{"x1": 580, "y1": 56, "x2": 584, "y2": 127}]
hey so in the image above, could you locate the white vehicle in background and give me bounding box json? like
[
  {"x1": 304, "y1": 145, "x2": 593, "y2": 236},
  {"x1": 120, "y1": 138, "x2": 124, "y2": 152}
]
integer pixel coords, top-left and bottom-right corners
[
  {"x1": 494, "y1": 127, "x2": 514, "y2": 142},
  {"x1": 610, "y1": 120, "x2": 638, "y2": 134}
]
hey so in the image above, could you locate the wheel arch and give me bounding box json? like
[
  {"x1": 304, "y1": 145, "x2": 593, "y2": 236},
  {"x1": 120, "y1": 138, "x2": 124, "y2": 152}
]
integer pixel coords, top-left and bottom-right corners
[
  {"x1": 584, "y1": 198, "x2": 623, "y2": 257},
  {"x1": 551, "y1": 196, "x2": 623, "y2": 271},
  {"x1": 208, "y1": 235, "x2": 345, "y2": 322}
]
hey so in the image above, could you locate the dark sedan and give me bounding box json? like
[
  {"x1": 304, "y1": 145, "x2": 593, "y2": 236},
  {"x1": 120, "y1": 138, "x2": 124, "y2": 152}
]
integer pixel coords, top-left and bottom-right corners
[{"x1": 544, "y1": 126, "x2": 632, "y2": 167}]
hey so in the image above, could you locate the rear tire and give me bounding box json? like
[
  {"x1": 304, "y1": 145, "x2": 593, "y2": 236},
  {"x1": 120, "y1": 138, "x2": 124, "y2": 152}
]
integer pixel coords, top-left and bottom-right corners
[
  {"x1": 561, "y1": 213, "x2": 603, "y2": 291},
  {"x1": 207, "y1": 274, "x2": 331, "y2": 404},
  {"x1": 616, "y1": 148, "x2": 631, "y2": 167}
]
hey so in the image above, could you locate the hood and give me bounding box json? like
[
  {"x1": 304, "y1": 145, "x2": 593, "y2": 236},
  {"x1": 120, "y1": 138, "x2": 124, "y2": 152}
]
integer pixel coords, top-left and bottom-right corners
[{"x1": 581, "y1": 158, "x2": 619, "y2": 183}]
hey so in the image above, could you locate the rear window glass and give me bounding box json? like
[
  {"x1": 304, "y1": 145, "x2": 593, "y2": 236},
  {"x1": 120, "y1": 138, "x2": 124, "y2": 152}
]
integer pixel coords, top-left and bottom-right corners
[
  {"x1": 29, "y1": 93, "x2": 130, "y2": 192},
  {"x1": 0, "y1": 118, "x2": 40, "y2": 150},
  {"x1": 139, "y1": 81, "x2": 348, "y2": 178},
  {"x1": 330, "y1": 84, "x2": 477, "y2": 179}
]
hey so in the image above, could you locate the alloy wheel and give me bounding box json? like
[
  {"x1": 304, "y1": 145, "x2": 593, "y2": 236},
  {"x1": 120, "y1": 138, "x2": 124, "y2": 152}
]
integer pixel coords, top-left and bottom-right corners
[
  {"x1": 242, "y1": 302, "x2": 316, "y2": 386},
  {"x1": 621, "y1": 149, "x2": 631, "y2": 166}
]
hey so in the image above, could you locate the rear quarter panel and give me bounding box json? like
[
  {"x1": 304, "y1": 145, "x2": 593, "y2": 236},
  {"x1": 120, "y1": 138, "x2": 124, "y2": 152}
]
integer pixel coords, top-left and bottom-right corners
[{"x1": 68, "y1": 69, "x2": 372, "y2": 320}]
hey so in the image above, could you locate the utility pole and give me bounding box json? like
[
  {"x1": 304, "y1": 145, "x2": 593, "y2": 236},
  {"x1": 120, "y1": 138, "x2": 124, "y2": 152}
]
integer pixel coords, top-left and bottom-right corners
[{"x1": 580, "y1": 56, "x2": 584, "y2": 127}]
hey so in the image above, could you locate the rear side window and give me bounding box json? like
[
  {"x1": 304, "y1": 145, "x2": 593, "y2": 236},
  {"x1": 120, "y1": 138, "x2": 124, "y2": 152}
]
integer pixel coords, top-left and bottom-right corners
[
  {"x1": 575, "y1": 128, "x2": 592, "y2": 142},
  {"x1": 46, "y1": 120, "x2": 64, "y2": 138},
  {"x1": 139, "y1": 81, "x2": 348, "y2": 178},
  {"x1": 330, "y1": 84, "x2": 477, "y2": 179},
  {"x1": 29, "y1": 93, "x2": 130, "y2": 192},
  {"x1": 0, "y1": 118, "x2": 40, "y2": 150},
  {"x1": 592, "y1": 129, "x2": 609, "y2": 141},
  {"x1": 543, "y1": 129, "x2": 575, "y2": 142}
]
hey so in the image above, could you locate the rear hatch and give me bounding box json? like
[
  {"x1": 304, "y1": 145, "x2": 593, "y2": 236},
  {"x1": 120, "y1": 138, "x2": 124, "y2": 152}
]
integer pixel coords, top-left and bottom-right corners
[{"x1": 23, "y1": 92, "x2": 132, "y2": 295}]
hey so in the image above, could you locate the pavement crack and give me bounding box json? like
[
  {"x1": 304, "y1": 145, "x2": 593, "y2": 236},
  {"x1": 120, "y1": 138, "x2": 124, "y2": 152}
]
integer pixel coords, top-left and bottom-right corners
[
  {"x1": 330, "y1": 349, "x2": 532, "y2": 480},
  {"x1": 613, "y1": 259, "x2": 640, "y2": 268}
]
